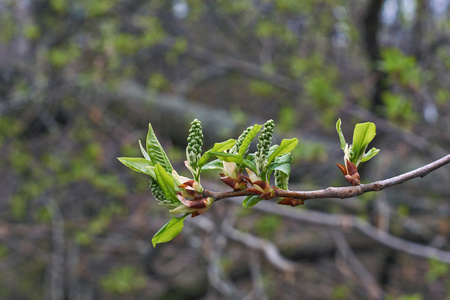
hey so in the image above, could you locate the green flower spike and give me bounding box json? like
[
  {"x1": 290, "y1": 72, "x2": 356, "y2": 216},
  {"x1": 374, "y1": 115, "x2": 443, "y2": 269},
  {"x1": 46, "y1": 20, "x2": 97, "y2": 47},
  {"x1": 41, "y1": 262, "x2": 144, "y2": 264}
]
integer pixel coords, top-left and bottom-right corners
[
  {"x1": 231, "y1": 125, "x2": 252, "y2": 153},
  {"x1": 186, "y1": 119, "x2": 204, "y2": 182},
  {"x1": 255, "y1": 119, "x2": 275, "y2": 176},
  {"x1": 150, "y1": 178, "x2": 180, "y2": 210}
]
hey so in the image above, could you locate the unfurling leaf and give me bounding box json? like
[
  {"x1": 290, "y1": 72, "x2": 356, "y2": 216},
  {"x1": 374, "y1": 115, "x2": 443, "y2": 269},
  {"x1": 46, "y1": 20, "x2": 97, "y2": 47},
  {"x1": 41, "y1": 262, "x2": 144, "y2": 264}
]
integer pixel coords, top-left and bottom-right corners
[
  {"x1": 198, "y1": 139, "x2": 236, "y2": 167},
  {"x1": 152, "y1": 214, "x2": 189, "y2": 247},
  {"x1": 361, "y1": 147, "x2": 380, "y2": 163},
  {"x1": 154, "y1": 164, "x2": 179, "y2": 203},
  {"x1": 267, "y1": 138, "x2": 298, "y2": 165},
  {"x1": 238, "y1": 124, "x2": 262, "y2": 156},
  {"x1": 210, "y1": 152, "x2": 243, "y2": 164},
  {"x1": 336, "y1": 118, "x2": 346, "y2": 151},
  {"x1": 118, "y1": 157, "x2": 155, "y2": 177},
  {"x1": 139, "y1": 140, "x2": 151, "y2": 161},
  {"x1": 351, "y1": 121, "x2": 376, "y2": 164},
  {"x1": 243, "y1": 195, "x2": 263, "y2": 208},
  {"x1": 200, "y1": 159, "x2": 224, "y2": 171},
  {"x1": 336, "y1": 119, "x2": 380, "y2": 185},
  {"x1": 266, "y1": 153, "x2": 292, "y2": 182},
  {"x1": 275, "y1": 169, "x2": 289, "y2": 190},
  {"x1": 146, "y1": 123, "x2": 173, "y2": 172}
]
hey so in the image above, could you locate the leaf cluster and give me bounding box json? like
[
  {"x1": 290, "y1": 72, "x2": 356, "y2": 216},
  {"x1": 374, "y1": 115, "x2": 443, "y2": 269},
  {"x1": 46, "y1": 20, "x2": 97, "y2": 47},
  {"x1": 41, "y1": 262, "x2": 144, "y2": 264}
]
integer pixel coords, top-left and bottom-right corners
[
  {"x1": 119, "y1": 119, "x2": 298, "y2": 246},
  {"x1": 336, "y1": 118, "x2": 379, "y2": 167},
  {"x1": 119, "y1": 118, "x2": 379, "y2": 246}
]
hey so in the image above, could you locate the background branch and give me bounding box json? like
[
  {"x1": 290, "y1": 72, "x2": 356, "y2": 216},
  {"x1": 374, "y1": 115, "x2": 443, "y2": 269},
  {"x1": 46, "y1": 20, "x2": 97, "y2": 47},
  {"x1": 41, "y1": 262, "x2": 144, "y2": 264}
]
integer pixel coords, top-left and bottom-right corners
[{"x1": 226, "y1": 198, "x2": 450, "y2": 264}]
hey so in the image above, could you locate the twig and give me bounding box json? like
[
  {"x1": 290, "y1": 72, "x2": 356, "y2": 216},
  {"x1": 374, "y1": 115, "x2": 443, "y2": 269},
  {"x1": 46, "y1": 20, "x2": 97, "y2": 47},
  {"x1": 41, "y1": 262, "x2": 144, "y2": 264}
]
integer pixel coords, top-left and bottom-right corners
[
  {"x1": 204, "y1": 154, "x2": 450, "y2": 201},
  {"x1": 222, "y1": 224, "x2": 298, "y2": 272},
  {"x1": 245, "y1": 254, "x2": 268, "y2": 300},
  {"x1": 47, "y1": 198, "x2": 65, "y2": 300},
  {"x1": 206, "y1": 219, "x2": 243, "y2": 299},
  {"x1": 332, "y1": 230, "x2": 384, "y2": 299},
  {"x1": 193, "y1": 217, "x2": 298, "y2": 272}
]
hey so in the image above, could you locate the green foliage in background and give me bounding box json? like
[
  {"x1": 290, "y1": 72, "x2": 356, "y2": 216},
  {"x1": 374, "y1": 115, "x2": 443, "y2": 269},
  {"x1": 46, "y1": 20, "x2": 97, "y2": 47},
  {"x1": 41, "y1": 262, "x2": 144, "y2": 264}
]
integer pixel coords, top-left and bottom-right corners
[
  {"x1": 379, "y1": 48, "x2": 421, "y2": 89},
  {"x1": 101, "y1": 265, "x2": 147, "y2": 295},
  {"x1": 0, "y1": 0, "x2": 447, "y2": 297}
]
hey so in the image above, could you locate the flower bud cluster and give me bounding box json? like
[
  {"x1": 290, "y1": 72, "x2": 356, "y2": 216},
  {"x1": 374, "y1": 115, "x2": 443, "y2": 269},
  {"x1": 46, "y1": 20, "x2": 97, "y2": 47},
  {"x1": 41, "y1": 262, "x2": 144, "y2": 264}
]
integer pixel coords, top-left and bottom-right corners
[
  {"x1": 256, "y1": 119, "x2": 275, "y2": 174},
  {"x1": 150, "y1": 178, "x2": 179, "y2": 209},
  {"x1": 232, "y1": 126, "x2": 252, "y2": 153},
  {"x1": 186, "y1": 119, "x2": 203, "y2": 168}
]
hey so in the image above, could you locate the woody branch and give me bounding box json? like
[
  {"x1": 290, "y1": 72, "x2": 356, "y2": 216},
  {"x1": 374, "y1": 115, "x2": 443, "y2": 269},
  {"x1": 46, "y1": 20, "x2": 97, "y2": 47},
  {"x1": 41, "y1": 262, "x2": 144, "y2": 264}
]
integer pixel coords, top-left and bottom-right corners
[{"x1": 203, "y1": 154, "x2": 450, "y2": 201}]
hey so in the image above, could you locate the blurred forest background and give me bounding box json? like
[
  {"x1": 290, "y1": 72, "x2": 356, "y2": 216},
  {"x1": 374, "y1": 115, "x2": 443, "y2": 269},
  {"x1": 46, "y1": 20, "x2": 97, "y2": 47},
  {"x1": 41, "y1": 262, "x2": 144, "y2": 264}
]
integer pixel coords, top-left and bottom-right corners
[{"x1": 0, "y1": 0, "x2": 449, "y2": 299}]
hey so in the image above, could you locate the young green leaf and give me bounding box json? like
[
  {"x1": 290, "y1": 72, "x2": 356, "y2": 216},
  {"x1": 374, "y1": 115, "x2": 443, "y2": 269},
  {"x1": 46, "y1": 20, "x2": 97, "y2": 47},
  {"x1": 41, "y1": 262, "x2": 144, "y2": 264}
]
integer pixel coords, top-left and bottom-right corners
[
  {"x1": 198, "y1": 139, "x2": 236, "y2": 167},
  {"x1": 154, "y1": 164, "x2": 179, "y2": 202},
  {"x1": 275, "y1": 169, "x2": 289, "y2": 190},
  {"x1": 151, "y1": 214, "x2": 189, "y2": 247},
  {"x1": 210, "y1": 152, "x2": 244, "y2": 164},
  {"x1": 139, "y1": 140, "x2": 151, "y2": 161},
  {"x1": 336, "y1": 118, "x2": 346, "y2": 151},
  {"x1": 351, "y1": 122, "x2": 376, "y2": 163},
  {"x1": 266, "y1": 153, "x2": 292, "y2": 181},
  {"x1": 361, "y1": 147, "x2": 380, "y2": 162},
  {"x1": 146, "y1": 123, "x2": 173, "y2": 172},
  {"x1": 243, "y1": 195, "x2": 263, "y2": 208},
  {"x1": 242, "y1": 158, "x2": 256, "y2": 171},
  {"x1": 238, "y1": 124, "x2": 262, "y2": 156},
  {"x1": 267, "y1": 160, "x2": 292, "y2": 177},
  {"x1": 200, "y1": 159, "x2": 224, "y2": 171},
  {"x1": 118, "y1": 157, "x2": 155, "y2": 177},
  {"x1": 267, "y1": 138, "x2": 298, "y2": 165}
]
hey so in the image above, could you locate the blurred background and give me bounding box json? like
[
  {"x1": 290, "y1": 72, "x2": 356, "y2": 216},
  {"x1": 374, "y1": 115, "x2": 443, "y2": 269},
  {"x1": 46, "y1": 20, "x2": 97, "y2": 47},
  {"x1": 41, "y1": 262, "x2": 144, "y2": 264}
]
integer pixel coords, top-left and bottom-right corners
[{"x1": 0, "y1": 0, "x2": 449, "y2": 299}]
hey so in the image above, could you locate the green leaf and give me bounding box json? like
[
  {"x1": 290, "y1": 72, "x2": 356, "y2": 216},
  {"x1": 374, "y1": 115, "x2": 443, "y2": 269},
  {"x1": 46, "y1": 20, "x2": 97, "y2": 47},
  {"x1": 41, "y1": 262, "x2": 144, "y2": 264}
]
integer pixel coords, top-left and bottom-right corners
[
  {"x1": 242, "y1": 158, "x2": 256, "y2": 171},
  {"x1": 243, "y1": 195, "x2": 263, "y2": 208},
  {"x1": 198, "y1": 139, "x2": 236, "y2": 167},
  {"x1": 271, "y1": 161, "x2": 291, "y2": 176},
  {"x1": 152, "y1": 214, "x2": 189, "y2": 247},
  {"x1": 146, "y1": 123, "x2": 173, "y2": 172},
  {"x1": 200, "y1": 159, "x2": 224, "y2": 171},
  {"x1": 266, "y1": 153, "x2": 292, "y2": 181},
  {"x1": 154, "y1": 164, "x2": 178, "y2": 202},
  {"x1": 139, "y1": 140, "x2": 151, "y2": 161},
  {"x1": 274, "y1": 169, "x2": 289, "y2": 190},
  {"x1": 117, "y1": 157, "x2": 155, "y2": 177},
  {"x1": 351, "y1": 122, "x2": 376, "y2": 162},
  {"x1": 336, "y1": 118, "x2": 346, "y2": 151},
  {"x1": 210, "y1": 152, "x2": 244, "y2": 164},
  {"x1": 361, "y1": 147, "x2": 380, "y2": 162},
  {"x1": 238, "y1": 124, "x2": 262, "y2": 157},
  {"x1": 267, "y1": 138, "x2": 298, "y2": 165}
]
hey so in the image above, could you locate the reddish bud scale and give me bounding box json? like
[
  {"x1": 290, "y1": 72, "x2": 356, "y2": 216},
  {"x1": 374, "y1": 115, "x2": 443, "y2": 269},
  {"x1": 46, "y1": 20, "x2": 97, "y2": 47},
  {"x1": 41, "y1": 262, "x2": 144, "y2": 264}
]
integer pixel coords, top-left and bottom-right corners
[
  {"x1": 244, "y1": 174, "x2": 276, "y2": 200},
  {"x1": 336, "y1": 159, "x2": 360, "y2": 186},
  {"x1": 219, "y1": 173, "x2": 247, "y2": 191},
  {"x1": 277, "y1": 198, "x2": 304, "y2": 207}
]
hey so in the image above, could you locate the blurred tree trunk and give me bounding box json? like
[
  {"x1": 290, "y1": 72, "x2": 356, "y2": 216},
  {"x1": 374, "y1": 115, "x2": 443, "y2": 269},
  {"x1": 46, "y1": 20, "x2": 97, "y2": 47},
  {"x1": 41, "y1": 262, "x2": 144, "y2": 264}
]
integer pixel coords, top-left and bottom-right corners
[{"x1": 362, "y1": 0, "x2": 388, "y2": 114}]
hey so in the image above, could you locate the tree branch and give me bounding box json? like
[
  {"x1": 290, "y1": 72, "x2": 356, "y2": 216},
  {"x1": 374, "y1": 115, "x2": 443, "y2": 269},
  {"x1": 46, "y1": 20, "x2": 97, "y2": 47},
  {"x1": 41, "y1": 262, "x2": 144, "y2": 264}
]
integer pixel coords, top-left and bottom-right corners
[
  {"x1": 332, "y1": 230, "x2": 384, "y2": 299},
  {"x1": 204, "y1": 154, "x2": 450, "y2": 201}
]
